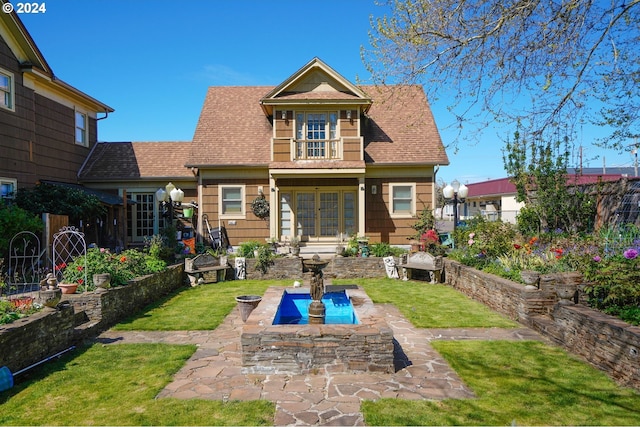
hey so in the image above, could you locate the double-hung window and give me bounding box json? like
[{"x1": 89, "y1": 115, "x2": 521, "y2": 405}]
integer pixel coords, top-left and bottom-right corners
[
  {"x1": 0, "y1": 69, "x2": 14, "y2": 111},
  {"x1": 295, "y1": 112, "x2": 338, "y2": 159},
  {"x1": 219, "y1": 184, "x2": 245, "y2": 218},
  {"x1": 0, "y1": 178, "x2": 16, "y2": 200},
  {"x1": 389, "y1": 183, "x2": 416, "y2": 218},
  {"x1": 75, "y1": 111, "x2": 88, "y2": 146}
]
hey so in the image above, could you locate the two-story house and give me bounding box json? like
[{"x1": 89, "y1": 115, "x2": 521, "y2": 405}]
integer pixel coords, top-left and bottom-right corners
[
  {"x1": 0, "y1": 6, "x2": 114, "y2": 199},
  {"x1": 78, "y1": 58, "x2": 448, "y2": 249},
  {"x1": 185, "y1": 58, "x2": 449, "y2": 246}
]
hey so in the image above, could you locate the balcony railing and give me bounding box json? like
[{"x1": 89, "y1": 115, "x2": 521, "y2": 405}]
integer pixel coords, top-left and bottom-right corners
[{"x1": 295, "y1": 139, "x2": 340, "y2": 160}]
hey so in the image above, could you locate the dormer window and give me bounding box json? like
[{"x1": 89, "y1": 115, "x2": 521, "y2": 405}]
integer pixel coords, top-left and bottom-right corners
[{"x1": 295, "y1": 112, "x2": 338, "y2": 159}]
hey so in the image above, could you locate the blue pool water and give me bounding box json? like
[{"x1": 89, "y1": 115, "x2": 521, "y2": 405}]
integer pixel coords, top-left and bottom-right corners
[{"x1": 273, "y1": 289, "x2": 359, "y2": 325}]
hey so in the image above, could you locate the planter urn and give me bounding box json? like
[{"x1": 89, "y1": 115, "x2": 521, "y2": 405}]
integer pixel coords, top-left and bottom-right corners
[
  {"x1": 520, "y1": 270, "x2": 540, "y2": 291},
  {"x1": 235, "y1": 295, "x2": 262, "y2": 322},
  {"x1": 554, "y1": 272, "x2": 582, "y2": 305},
  {"x1": 93, "y1": 273, "x2": 111, "y2": 289}
]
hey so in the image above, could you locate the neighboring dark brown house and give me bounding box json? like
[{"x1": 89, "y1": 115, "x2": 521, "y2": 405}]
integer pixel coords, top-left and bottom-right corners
[{"x1": 0, "y1": 5, "x2": 113, "y2": 199}]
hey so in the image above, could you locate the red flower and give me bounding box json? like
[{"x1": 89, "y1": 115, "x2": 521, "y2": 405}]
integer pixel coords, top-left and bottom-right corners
[
  {"x1": 76, "y1": 266, "x2": 83, "y2": 271},
  {"x1": 78, "y1": 279, "x2": 83, "y2": 284},
  {"x1": 120, "y1": 256, "x2": 127, "y2": 263},
  {"x1": 529, "y1": 236, "x2": 539, "y2": 246},
  {"x1": 514, "y1": 244, "x2": 522, "y2": 250}
]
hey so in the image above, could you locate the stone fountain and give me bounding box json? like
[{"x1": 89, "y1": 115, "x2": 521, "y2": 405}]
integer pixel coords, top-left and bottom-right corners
[{"x1": 304, "y1": 254, "x2": 329, "y2": 324}]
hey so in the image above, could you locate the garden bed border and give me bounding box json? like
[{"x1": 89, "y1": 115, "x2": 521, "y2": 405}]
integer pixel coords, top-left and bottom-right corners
[{"x1": 443, "y1": 258, "x2": 640, "y2": 391}]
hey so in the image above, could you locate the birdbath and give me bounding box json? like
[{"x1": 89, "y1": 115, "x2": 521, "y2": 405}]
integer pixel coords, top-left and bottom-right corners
[{"x1": 303, "y1": 254, "x2": 330, "y2": 324}]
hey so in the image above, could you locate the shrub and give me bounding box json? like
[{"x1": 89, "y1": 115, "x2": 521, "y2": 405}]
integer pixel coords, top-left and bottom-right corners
[
  {"x1": 238, "y1": 240, "x2": 262, "y2": 258},
  {"x1": 62, "y1": 247, "x2": 166, "y2": 290},
  {"x1": 0, "y1": 201, "x2": 43, "y2": 260}
]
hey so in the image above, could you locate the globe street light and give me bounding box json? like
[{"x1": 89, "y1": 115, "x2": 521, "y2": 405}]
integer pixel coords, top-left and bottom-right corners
[
  {"x1": 156, "y1": 182, "x2": 184, "y2": 224},
  {"x1": 442, "y1": 179, "x2": 468, "y2": 230}
]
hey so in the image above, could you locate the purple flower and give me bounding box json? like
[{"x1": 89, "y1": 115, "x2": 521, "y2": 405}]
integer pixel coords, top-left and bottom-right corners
[
  {"x1": 592, "y1": 256, "x2": 601, "y2": 262},
  {"x1": 623, "y1": 248, "x2": 638, "y2": 260}
]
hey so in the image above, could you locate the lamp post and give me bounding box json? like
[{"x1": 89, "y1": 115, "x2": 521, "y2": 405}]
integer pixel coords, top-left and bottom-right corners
[
  {"x1": 442, "y1": 179, "x2": 469, "y2": 230},
  {"x1": 156, "y1": 182, "x2": 184, "y2": 226}
]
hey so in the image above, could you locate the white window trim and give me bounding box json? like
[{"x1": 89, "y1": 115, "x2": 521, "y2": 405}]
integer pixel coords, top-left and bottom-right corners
[
  {"x1": 389, "y1": 182, "x2": 416, "y2": 218},
  {"x1": 0, "y1": 67, "x2": 15, "y2": 112},
  {"x1": 218, "y1": 184, "x2": 246, "y2": 219},
  {"x1": 0, "y1": 177, "x2": 17, "y2": 199},
  {"x1": 75, "y1": 110, "x2": 88, "y2": 146}
]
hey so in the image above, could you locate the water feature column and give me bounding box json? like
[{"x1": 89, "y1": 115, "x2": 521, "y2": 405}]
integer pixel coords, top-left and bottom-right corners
[{"x1": 304, "y1": 255, "x2": 329, "y2": 324}]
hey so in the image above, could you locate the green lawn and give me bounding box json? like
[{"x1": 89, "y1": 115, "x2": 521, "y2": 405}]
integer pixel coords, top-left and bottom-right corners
[
  {"x1": 335, "y1": 277, "x2": 518, "y2": 328},
  {"x1": 113, "y1": 279, "x2": 275, "y2": 330},
  {"x1": 0, "y1": 343, "x2": 273, "y2": 426},
  {"x1": 363, "y1": 340, "x2": 640, "y2": 426}
]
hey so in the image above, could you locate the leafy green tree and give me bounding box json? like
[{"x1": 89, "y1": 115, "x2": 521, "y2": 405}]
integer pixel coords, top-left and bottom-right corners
[
  {"x1": 364, "y1": 0, "x2": 640, "y2": 149},
  {"x1": 14, "y1": 183, "x2": 105, "y2": 225},
  {"x1": 502, "y1": 130, "x2": 595, "y2": 234}
]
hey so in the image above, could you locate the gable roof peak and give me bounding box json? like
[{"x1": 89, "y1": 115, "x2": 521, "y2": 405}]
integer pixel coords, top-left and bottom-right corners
[{"x1": 260, "y1": 57, "x2": 371, "y2": 116}]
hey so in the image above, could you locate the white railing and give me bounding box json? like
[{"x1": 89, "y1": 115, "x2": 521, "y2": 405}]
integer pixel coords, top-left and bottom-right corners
[{"x1": 294, "y1": 139, "x2": 341, "y2": 160}]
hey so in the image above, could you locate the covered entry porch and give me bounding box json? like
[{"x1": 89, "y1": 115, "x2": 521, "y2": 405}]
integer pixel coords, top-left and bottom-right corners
[{"x1": 268, "y1": 169, "x2": 366, "y2": 243}]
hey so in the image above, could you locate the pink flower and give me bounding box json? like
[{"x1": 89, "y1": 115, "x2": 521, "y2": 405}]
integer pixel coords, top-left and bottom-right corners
[
  {"x1": 623, "y1": 248, "x2": 638, "y2": 260},
  {"x1": 469, "y1": 232, "x2": 475, "y2": 239},
  {"x1": 468, "y1": 239, "x2": 475, "y2": 246},
  {"x1": 592, "y1": 256, "x2": 601, "y2": 262}
]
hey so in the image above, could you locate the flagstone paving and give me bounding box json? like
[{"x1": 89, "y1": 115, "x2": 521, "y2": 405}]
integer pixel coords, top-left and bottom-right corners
[{"x1": 97, "y1": 303, "x2": 544, "y2": 426}]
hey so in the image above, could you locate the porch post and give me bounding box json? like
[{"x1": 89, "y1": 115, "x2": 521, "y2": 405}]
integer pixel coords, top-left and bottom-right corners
[
  {"x1": 358, "y1": 176, "x2": 366, "y2": 237},
  {"x1": 269, "y1": 174, "x2": 278, "y2": 239}
]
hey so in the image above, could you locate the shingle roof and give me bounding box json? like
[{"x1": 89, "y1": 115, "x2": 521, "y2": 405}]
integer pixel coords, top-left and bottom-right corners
[
  {"x1": 361, "y1": 85, "x2": 448, "y2": 165},
  {"x1": 78, "y1": 141, "x2": 194, "y2": 181},
  {"x1": 188, "y1": 86, "x2": 274, "y2": 167},
  {"x1": 187, "y1": 84, "x2": 449, "y2": 167}
]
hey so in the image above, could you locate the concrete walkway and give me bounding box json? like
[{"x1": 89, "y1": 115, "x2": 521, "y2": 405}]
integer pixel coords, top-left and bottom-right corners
[{"x1": 97, "y1": 304, "x2": 544, "y2": 426}]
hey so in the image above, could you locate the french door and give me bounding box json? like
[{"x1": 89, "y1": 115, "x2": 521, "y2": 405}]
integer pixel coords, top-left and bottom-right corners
[{"x1": 280, "y1": 190, "x2": 356, "y2": 241}]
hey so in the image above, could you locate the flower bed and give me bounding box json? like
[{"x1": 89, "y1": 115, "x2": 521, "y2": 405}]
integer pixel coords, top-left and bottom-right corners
[{"x1": 449, "y1": 218, "x2": 640, "y2": 325}]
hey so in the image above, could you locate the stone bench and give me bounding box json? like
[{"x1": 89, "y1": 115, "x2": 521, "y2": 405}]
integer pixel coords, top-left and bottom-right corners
[
  {"x1": 184, "y1": 253, "x2": 229, "y2": 285},
  {"x1": 398, "y1": 252, "x2": 443, "y2": 283}
]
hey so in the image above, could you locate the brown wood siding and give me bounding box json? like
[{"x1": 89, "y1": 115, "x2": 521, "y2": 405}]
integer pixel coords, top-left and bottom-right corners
[
  {"x1": 365, "y1": 177, "x2": 433, "y2": 245},
  {"x1": 343, "y1": 138, "x2": 361, "y2": 161},
  {"x1": 200, "y1": 178, "x2": 271, "y2": 246},
  {"x1": 0, "y1": 36, "x2": 37, "y2": 187},
  {"x1": 0, "y1": 36, "x2": 97, "y2": 189},
  {"x1": 274, "y1": 112, "x2": 292, "y2": 138},
  {"x1": 33, "y1": 94, "x2": 94, "y2": 184},
  {"x1": 272, "y1": 139, "x2": 290, "y2": 162}
]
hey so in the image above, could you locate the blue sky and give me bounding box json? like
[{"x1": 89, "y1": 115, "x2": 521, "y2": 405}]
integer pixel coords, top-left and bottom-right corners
[{"x1": 18, "y1": 0, "x2": 637, "y2": 185}]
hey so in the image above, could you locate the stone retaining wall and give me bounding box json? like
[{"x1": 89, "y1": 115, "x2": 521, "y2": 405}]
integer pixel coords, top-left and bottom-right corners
[
  {"x1": 244, "y1": 256, "x2": 388, "y2": 280},
  {"x1": 62, "y1": 263, "x2": 184, "y2": 333},
  {"x1": 444, "y1": 258, "x2": 640, "y2": 391},
  {"x1": 0, "y1": 264, "x2": 185, "y2": 374},
  {"x1": 0, "y1": 303, "x2": 75, "y2": 374}
]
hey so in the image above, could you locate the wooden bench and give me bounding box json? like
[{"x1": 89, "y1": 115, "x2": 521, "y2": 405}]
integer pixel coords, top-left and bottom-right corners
[
  {"x1": 184, "y1": 253, "x2": 229, "y2": 285},
  {"x1": 398, "y1": 251, "x2": 443, "y2": 283}
]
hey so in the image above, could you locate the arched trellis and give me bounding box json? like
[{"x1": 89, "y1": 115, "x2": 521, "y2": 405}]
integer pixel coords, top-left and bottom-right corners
[
  {"x1": 5, "y1": 231, "x2": 43, "y2": 296},
  {"x1": 52, "y1": 226, "x2": 87, "y2": 289}
]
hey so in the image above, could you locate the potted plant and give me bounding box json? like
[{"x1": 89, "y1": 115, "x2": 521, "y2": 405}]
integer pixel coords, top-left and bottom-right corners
[
  {"x1": 290, "y1": 236, "x2": 300, "y2": 257},
  {"x1": 58, "y1": 282, "x2": 79, "y2": 294}
]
